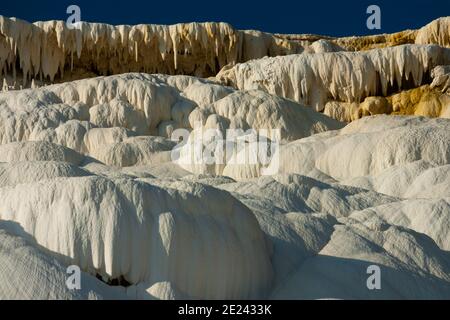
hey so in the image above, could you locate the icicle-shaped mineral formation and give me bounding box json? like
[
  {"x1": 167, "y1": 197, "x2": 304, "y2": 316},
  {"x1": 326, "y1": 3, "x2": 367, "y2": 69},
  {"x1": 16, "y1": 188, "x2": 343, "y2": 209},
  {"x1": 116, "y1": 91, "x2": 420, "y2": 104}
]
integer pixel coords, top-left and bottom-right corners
[{"x1": 0, "y1": 16, "x2": 306, "y2": 85}]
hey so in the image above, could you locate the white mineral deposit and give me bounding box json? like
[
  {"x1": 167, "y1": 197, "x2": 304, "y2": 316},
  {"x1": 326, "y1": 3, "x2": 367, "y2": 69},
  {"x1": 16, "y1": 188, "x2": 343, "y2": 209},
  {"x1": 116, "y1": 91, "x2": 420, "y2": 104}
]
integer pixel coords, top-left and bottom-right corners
[{"x1": 0, "y1": 13, "x2": 450, "y2": 300}]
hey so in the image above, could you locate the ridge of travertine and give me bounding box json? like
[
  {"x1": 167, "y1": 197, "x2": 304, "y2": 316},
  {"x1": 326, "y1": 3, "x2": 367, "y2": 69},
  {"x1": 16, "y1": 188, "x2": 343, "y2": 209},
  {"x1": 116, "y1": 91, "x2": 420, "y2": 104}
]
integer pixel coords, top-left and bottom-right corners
[
  {"x1": 0, "y1": 16, "x2": 305, "y2": 86},
  {"x1": 216, "y1": 44, "x2": 450, "y2": 112},
  {"x1": 1, "y1": 16, "x2": 449, "y2": 88}
]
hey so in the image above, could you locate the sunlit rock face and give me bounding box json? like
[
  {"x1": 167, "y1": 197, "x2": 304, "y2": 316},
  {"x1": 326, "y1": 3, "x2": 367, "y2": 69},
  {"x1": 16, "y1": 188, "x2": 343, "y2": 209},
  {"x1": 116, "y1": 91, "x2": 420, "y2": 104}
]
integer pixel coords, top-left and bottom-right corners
[
  {"x1": 217, "y1": 45, "x2": 450, "y2": 115},
  {"x1": 1, "y1": 15, "x2": 450, "y2": 300}
]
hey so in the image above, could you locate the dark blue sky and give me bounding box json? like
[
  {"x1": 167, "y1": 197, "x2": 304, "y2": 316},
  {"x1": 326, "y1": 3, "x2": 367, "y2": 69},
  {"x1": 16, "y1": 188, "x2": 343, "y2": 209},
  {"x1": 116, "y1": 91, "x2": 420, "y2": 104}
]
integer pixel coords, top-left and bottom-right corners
[{"x1": 1, "y1": 0, "x2": 449, "y2": 36}]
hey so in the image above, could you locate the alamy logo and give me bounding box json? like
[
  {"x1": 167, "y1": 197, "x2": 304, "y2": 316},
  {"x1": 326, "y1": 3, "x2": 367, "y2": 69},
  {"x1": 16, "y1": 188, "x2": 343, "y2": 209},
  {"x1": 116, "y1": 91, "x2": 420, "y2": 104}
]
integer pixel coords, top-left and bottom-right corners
[
  {"x1": 171, "y1": 126, "x2": 281, "y2": 176},
  {"x1": 366, "y1": 265, "x2": 381, "y2": 290},
  {"x1": 366, "y1": 5, "x2": 381, "y2": 30},
  {"x1": 66, "y1": 265, "x2": 81, "y2": 290},
  {"x1": 66, "y1": 5, "x2": 81, "y2": 30}
]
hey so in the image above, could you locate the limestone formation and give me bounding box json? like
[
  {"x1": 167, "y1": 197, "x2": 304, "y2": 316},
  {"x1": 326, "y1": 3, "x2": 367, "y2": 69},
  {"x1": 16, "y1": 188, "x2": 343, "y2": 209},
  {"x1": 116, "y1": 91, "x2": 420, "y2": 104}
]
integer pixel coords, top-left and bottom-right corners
[
  {"x1": 1, "y1": 14, "x2": 450, "y2": 301},
  {"x1": 217, "y1": 45, "x2": 450, "y2": 112}
]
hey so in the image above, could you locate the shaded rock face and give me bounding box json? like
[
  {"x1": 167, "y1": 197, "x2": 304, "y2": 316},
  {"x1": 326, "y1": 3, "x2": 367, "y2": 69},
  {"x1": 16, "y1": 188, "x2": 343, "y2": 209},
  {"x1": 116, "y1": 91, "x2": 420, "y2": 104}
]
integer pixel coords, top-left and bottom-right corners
[{"x1": 1, "y1": 15, "x2": 450, "y2": 301}]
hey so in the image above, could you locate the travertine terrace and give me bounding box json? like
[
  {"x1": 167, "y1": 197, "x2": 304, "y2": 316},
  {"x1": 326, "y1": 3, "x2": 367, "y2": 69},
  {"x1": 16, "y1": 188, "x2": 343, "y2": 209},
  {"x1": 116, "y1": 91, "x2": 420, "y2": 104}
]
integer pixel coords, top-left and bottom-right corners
[{"x1": 0, "y1": 15, "x2": 450, "y2": 300}]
